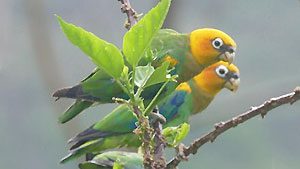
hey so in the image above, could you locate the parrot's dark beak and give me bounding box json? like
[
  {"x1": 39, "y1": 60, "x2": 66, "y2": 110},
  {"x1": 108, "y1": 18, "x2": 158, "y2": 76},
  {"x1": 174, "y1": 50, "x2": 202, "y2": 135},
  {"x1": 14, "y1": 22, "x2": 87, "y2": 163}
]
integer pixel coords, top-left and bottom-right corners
[
  {"x1": 224, "y1": 77, "x2": 240, "y2": 92},
  {"x1": 219, "y1": 46, "x2": 236, "y2": 64}
]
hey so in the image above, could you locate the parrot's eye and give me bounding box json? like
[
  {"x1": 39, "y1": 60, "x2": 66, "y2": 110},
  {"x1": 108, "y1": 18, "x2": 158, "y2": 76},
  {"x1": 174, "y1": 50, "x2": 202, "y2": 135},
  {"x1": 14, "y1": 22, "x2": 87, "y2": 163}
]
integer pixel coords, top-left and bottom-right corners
[
  {"x1": 216, "y1": 65, "x2": 228, "y2": 78},
  {"x1": 212, "y1": 38, "x2": 223, "y2": 49}
]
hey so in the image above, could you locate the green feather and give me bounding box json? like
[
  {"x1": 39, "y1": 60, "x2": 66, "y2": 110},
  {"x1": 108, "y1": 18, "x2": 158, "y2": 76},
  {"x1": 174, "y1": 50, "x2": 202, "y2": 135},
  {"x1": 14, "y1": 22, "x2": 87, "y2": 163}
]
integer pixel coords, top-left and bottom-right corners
[
  {"x1": 61, "y1": 134, "x2": 140, "y2": 164},
  {"x1": 58, "y1": 100, "x2": 93, "y2": 123}
]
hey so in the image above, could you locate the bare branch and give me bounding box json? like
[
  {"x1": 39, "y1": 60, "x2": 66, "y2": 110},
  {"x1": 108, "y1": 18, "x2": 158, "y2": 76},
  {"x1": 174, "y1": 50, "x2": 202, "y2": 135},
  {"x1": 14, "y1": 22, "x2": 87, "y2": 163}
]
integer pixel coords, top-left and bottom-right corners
[
  {"x1": 117, "y1": 1, "x2": 159, "y2": 168},
  {"x1": 132, "y1": 106, "x2": 154, "y2": 169},
  {"x1": 118, "y1": 0, "x2": 138, "y2": 29},
  {"x1": 152, "y1": 109, "x2": 167, "y2": 169},
  {"x1": 167, "y1": 86, "x2": 300, "y2": 169}
]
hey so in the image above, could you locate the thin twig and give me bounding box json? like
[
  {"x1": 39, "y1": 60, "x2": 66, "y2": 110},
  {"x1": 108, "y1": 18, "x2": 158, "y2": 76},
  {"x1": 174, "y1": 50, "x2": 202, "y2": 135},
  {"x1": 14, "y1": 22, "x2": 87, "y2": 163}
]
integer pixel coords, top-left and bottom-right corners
[
  {"x1": 152, "y1": 108, "x2": 167, "y2": 169},
  {"x1": 133, "y1": 106, "x2": 154, "y2": 169},
  {"x1": 118, "y1": 0, "x2": 138, "y2": 29},
  {"x1": 166, "y1": 87, "x2": 300, "y2": 169},
  {"x1": 117, "y1": 1, "x2": 158, "y2": 168},
  {"x1": 117, "y1": 1, "x2": 169, "y2": 168}
]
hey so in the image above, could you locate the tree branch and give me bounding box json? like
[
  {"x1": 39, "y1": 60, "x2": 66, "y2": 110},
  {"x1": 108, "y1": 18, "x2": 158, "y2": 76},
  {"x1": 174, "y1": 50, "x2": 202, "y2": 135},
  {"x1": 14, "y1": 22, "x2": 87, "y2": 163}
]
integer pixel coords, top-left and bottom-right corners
[
  {"x1": 133, "y1": 106, "x2": 154, "y2": 169},
  {"x1": 167, "y1": 86, "x2": 300, "y2": 169},
  {"x1": 118, "y1": 0, "x2": 138, "y2": 29},
  {"x1": 152, "y1": 108, "x2": 167, "y2": 169},
  {"x1": 117, "y1": 1, "x2": 167, "y2": 168}
]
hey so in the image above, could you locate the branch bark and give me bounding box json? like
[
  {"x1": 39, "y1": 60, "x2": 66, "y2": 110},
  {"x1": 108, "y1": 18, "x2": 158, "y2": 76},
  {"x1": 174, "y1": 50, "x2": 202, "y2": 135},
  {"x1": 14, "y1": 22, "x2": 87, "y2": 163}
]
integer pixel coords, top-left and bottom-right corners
[
  {"x1": 117, "y1": 1, "x2": 167, "y2": 168},
  {"x1": 152, "y1": 109, "x2": 167, "y2": 169},
  {"x1": 166, "y1": 86, "x2": 300, "y2": 169},
  {"x1": 117, "y1": 1, "x2": 154, "y2": 167},
  {"x1": 133, "y1": 106, "x2": 154, "y2": 169},
  {"x1": 118, "y1": 0, "x2": 138, "y2": 29}
]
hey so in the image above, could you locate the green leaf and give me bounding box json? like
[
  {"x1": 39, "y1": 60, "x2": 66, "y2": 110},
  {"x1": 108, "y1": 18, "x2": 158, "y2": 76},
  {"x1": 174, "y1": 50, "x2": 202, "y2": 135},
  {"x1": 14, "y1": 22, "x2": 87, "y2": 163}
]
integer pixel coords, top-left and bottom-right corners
[
  {"x1": 163, "y1": 123, "x2": 190, "y2": 147},
  {"x1": 79, "y1": 163, "x2": 101, "y2": 169},
  {"x1": 56, "y1": 15, "x2": 124, "y2": 79},
  {"x1": 134, "y1": 65, "x2": 155, "y2": 88},
  {"x1": 134, "y1": 62, "x2": 170, "y2": 89},
  {"x1": 80, "y1": 152, "x2": 143, "y2": 169},
  {"x1": 174, "y1": 123, "x2": 190, "y2": 144},
  {"x1": 113, "y1": 161, "x2": 124, "y2": 169},
  {"x1": 144, "y1": 62, "x2": 170, "y2": 88},
  {"x1": 123, "y1": 0, "x2": 172, "y2": 67}
]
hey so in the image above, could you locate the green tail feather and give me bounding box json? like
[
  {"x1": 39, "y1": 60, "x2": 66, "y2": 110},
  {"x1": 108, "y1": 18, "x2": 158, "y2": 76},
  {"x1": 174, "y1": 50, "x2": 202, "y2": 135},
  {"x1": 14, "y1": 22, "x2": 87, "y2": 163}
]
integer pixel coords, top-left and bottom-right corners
[
  {"x1": 58, "y1": 100, "x2": 93, "y2": 123},
  {"x1": 61, "y1": 139, "x2": 103, "y2": 164},
  {"x1": 61, "y1": 134, "x2": 140, "y2": 164}
]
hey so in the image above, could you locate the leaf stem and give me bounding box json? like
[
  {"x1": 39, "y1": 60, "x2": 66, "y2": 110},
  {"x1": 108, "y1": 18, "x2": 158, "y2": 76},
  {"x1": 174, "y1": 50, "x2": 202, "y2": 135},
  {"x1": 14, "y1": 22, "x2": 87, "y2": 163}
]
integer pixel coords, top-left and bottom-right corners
[
  {"x1": 144, "y1": 80, "x2": 169, "y2": 115},
  {"x1": 116, "y1": 79, "x2": 135, "y2": 101}
]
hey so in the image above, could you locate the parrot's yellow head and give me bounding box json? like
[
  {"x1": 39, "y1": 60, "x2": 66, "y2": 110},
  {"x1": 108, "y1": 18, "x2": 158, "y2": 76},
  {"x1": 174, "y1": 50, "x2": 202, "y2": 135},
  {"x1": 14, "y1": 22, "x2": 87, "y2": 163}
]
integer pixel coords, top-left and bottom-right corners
[
  {"x1": 190, "y1": 28, "x2": 237, "y2": 65},
  {"x1": 193, "y1": 61, "x2": 240, "y2": 96}
]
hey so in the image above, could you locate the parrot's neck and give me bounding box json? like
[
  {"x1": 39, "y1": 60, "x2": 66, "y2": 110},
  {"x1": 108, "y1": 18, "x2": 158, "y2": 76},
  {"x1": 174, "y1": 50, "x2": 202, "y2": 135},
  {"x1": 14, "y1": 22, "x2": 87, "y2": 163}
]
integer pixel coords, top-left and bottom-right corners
[
  {"x1": 158, "y1": 32, "x2": 206, "y2": 84},
  {"x1": 177, "y1": 53, "x2": 206, "y2": 83},
  {"x1": 192, "y1": 72, "x2": 223, "y2": 96},
  {"x1": 189, "y1": 79, "x2": 219, "y2": 114},
  {"x1": 176, "y1": 39, "x2": 215, "y2": 83}
]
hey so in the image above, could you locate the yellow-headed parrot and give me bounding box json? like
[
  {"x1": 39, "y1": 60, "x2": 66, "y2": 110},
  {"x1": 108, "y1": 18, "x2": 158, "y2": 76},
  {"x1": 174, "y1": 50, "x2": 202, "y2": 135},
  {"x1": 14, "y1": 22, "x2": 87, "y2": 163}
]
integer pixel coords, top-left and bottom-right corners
[{"x1": 60, "y1": 61, "x2": 240, "y2": 163}]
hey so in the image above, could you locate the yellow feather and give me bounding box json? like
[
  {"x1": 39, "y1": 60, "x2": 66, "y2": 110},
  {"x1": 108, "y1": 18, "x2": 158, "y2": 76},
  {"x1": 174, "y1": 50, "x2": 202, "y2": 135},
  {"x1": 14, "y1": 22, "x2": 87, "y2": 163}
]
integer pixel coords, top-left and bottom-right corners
[
  {"x1": 190, "y1": 28, "x2": 236, "y2": 65},
  {"x1": 176, "y1": 82, "x2": 192, "y2": 93},
  {"x1": 164, "y1": 55, "x2": 178, "y2": 67},
  {"x1": 192, "y1": 61, "x2": 239, "y2": 96}
]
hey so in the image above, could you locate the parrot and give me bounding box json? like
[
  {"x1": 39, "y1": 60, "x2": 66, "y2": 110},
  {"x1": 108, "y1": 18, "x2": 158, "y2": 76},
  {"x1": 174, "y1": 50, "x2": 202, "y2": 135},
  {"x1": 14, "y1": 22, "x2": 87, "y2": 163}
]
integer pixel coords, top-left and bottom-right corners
[
  {"x1": 79, "y1": 151, "x2": 143, "y2": 169},
  {"x1": 60, "y1": 61, "x2": 240, "y2": 163},
  {"x1": 53, "y1": 28, "x2": 237, "y2": 123}
]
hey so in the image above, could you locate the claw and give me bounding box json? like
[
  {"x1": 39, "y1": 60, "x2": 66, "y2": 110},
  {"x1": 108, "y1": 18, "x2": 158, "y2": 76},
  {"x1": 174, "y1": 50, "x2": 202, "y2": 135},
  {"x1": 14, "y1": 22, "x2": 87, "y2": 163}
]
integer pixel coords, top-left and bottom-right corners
[{"x1": 149, "y1": 112, "x2": 167, "y2": 124}]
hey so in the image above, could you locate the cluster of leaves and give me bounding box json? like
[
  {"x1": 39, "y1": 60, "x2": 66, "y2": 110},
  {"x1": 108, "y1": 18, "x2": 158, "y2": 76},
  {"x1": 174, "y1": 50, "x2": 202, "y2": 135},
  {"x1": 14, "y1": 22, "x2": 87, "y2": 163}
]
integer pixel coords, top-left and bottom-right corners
[
  {"x1": 57, "y1": 0, "x2": 190, "y2": 168},
  {"x1": 56, "y1": 0, "x2": 174, "y2": 115}
]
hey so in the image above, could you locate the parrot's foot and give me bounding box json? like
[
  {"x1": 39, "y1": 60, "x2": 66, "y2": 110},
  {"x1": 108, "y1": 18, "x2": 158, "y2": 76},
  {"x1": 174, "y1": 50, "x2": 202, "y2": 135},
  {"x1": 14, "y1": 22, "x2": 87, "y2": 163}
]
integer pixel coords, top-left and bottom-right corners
[
  {"x1": 149, "y1": 106, "x2": 167, "y2": 124},
  {"x1": 149, "y1": 112, "x2": 167, "y2": 124},
  {"x1": 176, "y1": 143, "x2": 188, "y2": 161}
]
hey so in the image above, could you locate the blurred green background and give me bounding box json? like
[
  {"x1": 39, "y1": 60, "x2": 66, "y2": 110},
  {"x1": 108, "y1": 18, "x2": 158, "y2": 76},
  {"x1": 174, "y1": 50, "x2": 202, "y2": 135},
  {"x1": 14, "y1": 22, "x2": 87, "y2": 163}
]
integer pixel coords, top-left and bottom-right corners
[{"x1": 1, "y1": 0, "x2": 300, "y2": 169}]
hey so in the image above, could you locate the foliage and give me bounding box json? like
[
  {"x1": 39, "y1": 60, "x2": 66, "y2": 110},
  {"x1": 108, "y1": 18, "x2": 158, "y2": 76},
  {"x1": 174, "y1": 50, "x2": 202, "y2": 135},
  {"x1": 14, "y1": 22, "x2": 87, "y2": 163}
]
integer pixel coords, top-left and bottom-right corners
[
  {"x1": 56, "y1": 0, "x2": 173, "y2": 111},
  {"x1": 122, "y1": 0, "x2": 171, "y2": 67},
  {"x1": 56, "y1": 15, "x2": 124, "y2": 79},
  {"x1": 163, "y1": 123, "x2": 190, "y2": 147},
  {"x1": 56, "y1": 0, "x2": 188, "y2": 168}
]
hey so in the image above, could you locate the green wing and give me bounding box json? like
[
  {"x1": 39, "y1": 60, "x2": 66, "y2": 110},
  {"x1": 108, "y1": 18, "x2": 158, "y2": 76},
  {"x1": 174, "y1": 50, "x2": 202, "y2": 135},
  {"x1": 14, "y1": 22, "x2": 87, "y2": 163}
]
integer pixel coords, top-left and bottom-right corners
[
  {"x1": 68, "y1": 89, "x2": 193, "y2": 148},
  {"x1": 151, "y1": 29, "x2": 189, "y2": 62},
  {"x1": 158, "y1": 90, "x2": 193, "y2": 127},
  {"x1": 67, "y1": 105, "x2": 137, "y2": 146},
  {"x1": 58, "y1": 100, "x2": 93, "y2": 123},
  {"x1": 148, "y1": 29, "x2": 190, "y2": 78},
  {"x1": 53, "y1": 69, "x2": 127, "y2": 102},
  {"x1": 61, "y1": 133, "x2": 140, "y2": 164}
]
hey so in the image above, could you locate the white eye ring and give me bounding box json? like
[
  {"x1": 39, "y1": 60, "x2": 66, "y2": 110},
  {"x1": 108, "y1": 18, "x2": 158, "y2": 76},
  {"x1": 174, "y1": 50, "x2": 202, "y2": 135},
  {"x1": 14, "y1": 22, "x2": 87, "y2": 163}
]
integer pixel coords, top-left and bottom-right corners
[
  {"x1": 212, "y1": 38, "x2": 223, "y2": 49},
  {"x1": 215, "y1": 65, "x2": 228, "y2": 78}
]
